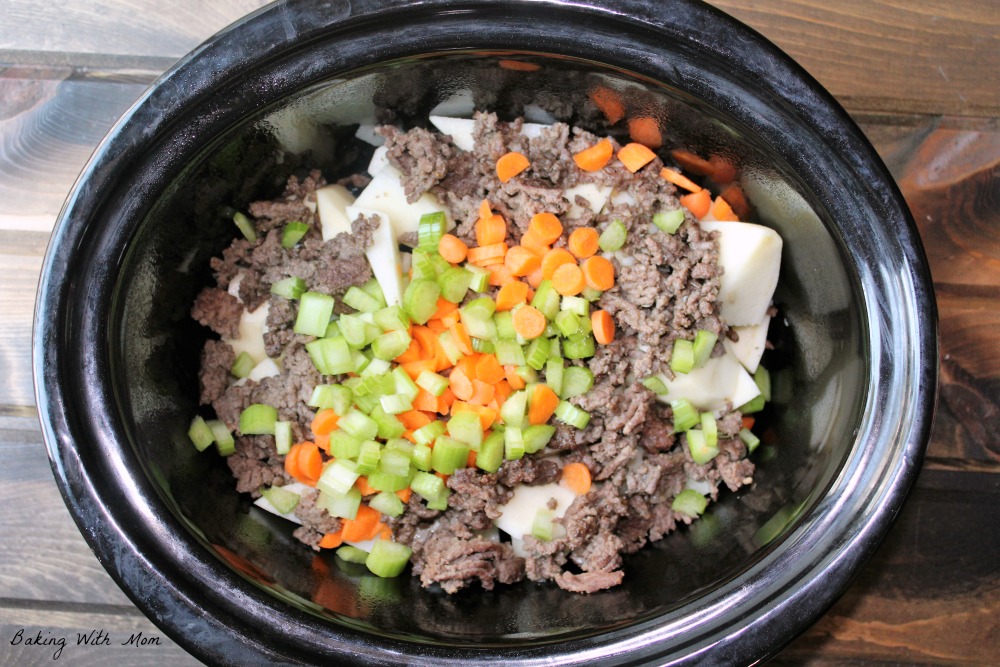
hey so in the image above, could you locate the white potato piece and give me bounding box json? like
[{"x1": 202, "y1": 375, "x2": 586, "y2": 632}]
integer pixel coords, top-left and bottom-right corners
[
  {"x1": 565, "y1": 183, "x2": 612, "y2": 219},
  {"x1": 346, "y1": 204, "x2": 404, "y2": 306},
  {"x1": 608, "y1": 189, "x2": 637, "y2": 208},
  {"x1": 248, "y1": 357, "x2": 282, "y2": 381},
  {"x1": 223, "y1": 302, "x2": 270, "y2": 365},
  {"x1": 429, "y1": 91, "x2": 476, "y2": 119},
  {"x1": 367, "y1": 145, "x2": 390, "y2": 176},
  {"x1": 354, "y1": 123, "x2": 384, "y2": 147},
  {"x1": 519, "y1": 122, "x2": 550, "y2": 140},
  {"x1": 352, "y1": 167, "x2": 453, "y2": 237},
  {"x1": 700, "y1": 220, "x2": 782, "y2": 326},
  {"x1": 724, "y1": 314, "x2": 771, "y2": 373},
  {"x1": 494, "y1": 482, "x2": 577, "y2": 542},
  {"x1": 654, "y1": 351, "x2": 761, "y2": 413},
  {"x1": 429, "y1": 116, "x2": 476, "y2": 151},
  {"x1": 316, "y1": 184, "x2": 357, "y2": 241}
]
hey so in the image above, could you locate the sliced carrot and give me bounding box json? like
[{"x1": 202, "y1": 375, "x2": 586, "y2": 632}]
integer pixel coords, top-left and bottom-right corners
[
  {"x1": 448, "y1": 319, "x2": 474, "y2": 355},
  {"x1": 504, "y1": 365, "x2": 526, "y2": 390},
  {"x1": 561, "y1": 462, "x2": 592, "y2": 495},
  {"x1": 283, "y1": 443, "x2": 303, "y2": 482},
  {"x1": 742, "y1": 415, "x2": 756, "y2": 430},
  {"x1": 439, "y1": 387, "x2": 456, "y2": 410},
  {"x1": 498, "y1": 59, "x2": 540, "y2": 72},
  {"x1": 617, "y1": 142, "x2": 657, "y2": 173},
  {"x1": 296, "y1": 442, "x2": 323, "y2": 486},
  {"x1": 475, "y1": 213, "x2": 507, "y2": 247},
  {"x1": 660, "y1": 167, "x2": 702, "y2": 193},
  {"x1": 311, "y1": 408, "x2": 339, "y2": 437},
  {"x1": 528, "y1": 383, "x2": 560, "y2": 425},
  {"x1": 512, "y1": 305, "x2": 547, "y2": 339},
  {"x1": 519, "y1": 233, "x2": 551, "y2": 258},
  {"x1": 396, "y1": 488, "x2": 413, "y2": 503},
  {"x1": 527, "y1": 212, "x2": 564, "y2": 245},
  {"x1": 426, "y1": 318, "x2": 448, "y2": 334},
  {"x1": 467, "y1": 241, "x2": 508, "y2": 266},
  {"x1": 670, "y1": 149, "x2": 714, "y2": 176},
  {"x1": 552, "y1": 262, "x2": 586, "y2": 296},
  {"x1": 340, "y1": 504, "x2": 381, "y2": 542},
  {"x1": 411, "y1": 325, "x2": 439, "y2": 358},
  {"x1": 589, "y1": 85, "x2": 625, "y2": 124},
  {"x1": 526, "y1": 267, "x2": 544, "y2": 289},
  {"x1": 487, "y1": 263, "x2": 516, "y2": 287},
  {"x1": 627, "y1": 116, "x2": 662, "y2": 148},
  {"x1": 505, "y1": 245, "x2": 542, "y2": 277},
  {"x1": 469, "y1": 379, "x2": 496, "y2": 406},
  {"x1": 394, "y1": 337, "x2": 423, "y2": 364},
  {"x1": 679, "y1": 189, "x2": 712, "y2": 219},
  {"x1": 449, "y1": 367, "x2": 475, "y2": 401},
  {"x1": 478, "y1": 199, "x2": 493, "y2": 221},
  {"x1": 475, "y1": 354, "x2": 505, "y2": 385},
  {"x1": 412, "y1": 388, "x2": 440, "y2": 413},
  {"x1": 496, "y1": 151, "x2": 530, "y2": 183},
  {"x1": 318, "y1": 531, "x2": 344, "y2": 549},
  {"x1": 720, "y1": 184, "x2": 750, "y2": 219},
  {"x1": 711, "y1": 195, "x2": 740, "y2": 222},
  {"x1": 573, "y1": 138, "x2": 614, "y2": 172},
  {"x1": 355, "y1": 476, "x2": 377, "y2": 496},
  {"x1": 438, "y1": 233, "x2": 468, "y2": 264},
  {"x1": 398, "y1": 410, "x2": 432, "y2": 431},
  {"x1": 495, "y1": 280, "x2": 530, "y2": 311},
  {"x1": 402, "y1": 359, "x2": 437, "y2": 381},
  {"x1": 315, "y1": 433, "x2": 331, "y2": 453},
  {"x1": 708, "y1": 154, "x2": 737, "y2": 184},
  {"x1": 467, "y1": 450, "x2": 478, "y2": 468},
  {"x1": 494, "y1": 379, "x2": 513, "y2": 402},
  {"x1": 581, "y1": 255, "x2": 615, "y2": 291},
  {"x1": 540, "y1": 247, "x2": 577, "y2": 280},
  {"x1": 591, "y1": 309, "x2": 615, "y2": 345},
  {"x1": 378, "y1": 524, "x2": 392, "y2": 540},
  {"x1": 454, "y1": 354, "x2": 479, "y2": 381},
  {"x1": 451, "y1": 401, "x2": 498, "y2": 430},
  {"x1": 567, "y1": 227, "x2": 600, "y2": 259}
]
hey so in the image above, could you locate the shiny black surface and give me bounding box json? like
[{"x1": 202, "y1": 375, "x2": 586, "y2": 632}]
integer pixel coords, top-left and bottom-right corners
[{"x1": 33, "y1": 0, "x2": 936, "y2": 665}]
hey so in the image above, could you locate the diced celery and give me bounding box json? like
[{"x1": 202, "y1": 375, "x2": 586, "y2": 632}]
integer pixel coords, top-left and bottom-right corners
[
  {"x1": 270, "y1": 276, "x2": 307, "y2": 300},
  {"x1": 686, "y1": 429, "x2": 720, "y2": 465},
  {"x1": 365, "y1": 540, "x2": 412, "y2": 578},
  {"x1": 692, "y1": 330, "x2": 719, "y2": 368},
  {"x1": 671, "y1": 489, "x2": 708, "y2": 517},
  {"x1": 369, "y1": 491, "x2": 406, "y2": 518},
  {"x1": 524, "y1": 336, "x2": 550, "y2": 371},
  {"x1": 413, "y1": 420, "x2": 446, "y2": 447},
  {"x1": 738, "y1": 394, "x2": 766, "y2": 414},
  {"x1": 438, "y1": 266, "x2": 473, "y2": 304},
  {"x1": 371, "y1": 329, "x2": 412, "y2": 361},
  {"x1": 504, "y1": 427, "x2": 525, "y2": 460},
  {"x1": 500, "y1": 390, "x2": 528, "y2": 428},
  {"x1": 437, "y1": 331, "x2": 464, "y2": 365},
  {"x1": 295, "y1": 291, "x2": 336, "y2": 337},
  {"x1": 466, "y1": 265, "x2": 490, "y2": 293},
  {"x1": 670, "y1": 399, "x2": 700, "y2": 432},
  {"x1": 411, "y1": 444, "x2": 433, "y2": 471},
  {"x1": 417, "y1": 211, "x2": 447, "y2": 251},
  {"x1": 560, "y1": 295, "x2": 590, "y2": 317},
  {"x1": 754, "y1": 365, "x2": 772, "y2": 402},
  {"x1": 281, "y1": 220, "x2": 310, "y2": 248},
  {"x1": 233, "y1": 212, "x2": 257, "y2": 242},
  {"x1": 370, "y1": 404, "x2": 405, "y2": 439},
  {"x1": 653, "y1": 208, "x2": 686, "y2": 234},
  {"x1": 336, "y1": 545, "x2": 369, "y2": 563},
  {"x1": 239, "y1": 403, "x2": 278, "y2": 435},
  {"x1": 670, "y1": 338, "x2": 695, "y2": 374},
  {"x1": 554, "y1": 401, "x2": 591, "y2": 429},
  {"x1": 431, "y1": 436, "x2": 470, "y2": 474},
  {"x1": 739, "y1": 427, "x2": 761, "y2": 453},
  {"x1": 554, "y1": 310, "x2": 581, "y2": 338},
  {"x1": 460, "y1": 298, "x2": 497, "y2": 340},
  {"x1": 262, "y1": 485, "x2": 300, "y2": 514},
  {"x1": 355, "y1": 440, "x2": 382, "y2": 475},
  {"x1": 410, "y1": 249, "x2": 438, "y2": 281},
  {"x1": 339, "y1": 313, "x2": 381, "y2": 349},
  {"x1": 530, "y1": 280, "x2": 560, "y2": 320},
  {"x1": 641, "y1": 375, "x2": 668, "y2": 395},
  {"x1": 411, "y1": 471, "x2": 448, "y2": 504},
  {"x1": 359, "y1": 278, "x2": 387, "y2": 309},
  {"x1": 447, "y1": 411, "x2": 483, "y2": 450},
  {"x1": 494, "y1": 340, "x2": 526, "y2": 366},
  {"x1": 476, "y1": 431, "x2": 505, "y2": 473},
  {"x1": 493, "y1": 311, "x2": 516, "y2": 340},
  {"x1": 563, "y1": 333, "x2": 596, "y2": 360},
  {"x1": 317, "y1": 486, "x2": 362, "y2": 520},
  {"x1": 339, "y1": 409, "x2": 379, "y2": 441},
  {"x1": 330, "y1": 429, "x2": 362, "y2": 459},
  {"x1": 598, "y1": 219, "x2": 627, "y2": 252},
  {"x1": 471, "y1": 337, "x2": 495, "y2": 354},
  {"x1": 516, "y1": 366, "x2": 538, "y2": 384},
  {"x1": 581, "y1": 286, "x2": 603, "y2": 302},
  {"x1": 274, "y1": 420, "x2": 292, "y2": 455},
  {"x1": 403, "y1": 278, "x2": 441, "y2": 324},
  {"x1": 207, "y1": 419, "x2": 235, "y2": 456},
  {"x1": 701, "y1": 412, "x2": 719, "y2": 448},
  {"x1": 545, "y1": 358, "x2": 564, "y2": 396},
  {"x1": 306, "y1": 335, "x2": 354, "y2": 375},
  {"x1": 531, "y1": 508, "x2": 555, "y2": 541},
  {"x1": 309, "y1": 384, "x2": 354, "y2": 415},
  {"x1": 373, "y1": 305, "x2": 410, "y2": 332},
  {"x1": 343, "y1": 285, "x2": 382, "y2": 313},
  {"x1": 416, "y1": 370, "x2": 450, "y2": 397},
  {"x1": 559, "y1": 366, "x2": 594, "y2": 399},
  {"x1": 318, "y1": 459, "x2": 361, "y2": 497},
  {"x1": 392, "y1": 366, "x2": 420, "y2": 402},
  {"x1": 230, "y1": 351, "x2": 255, "y2": 379},
  {"x1": 523, "y1": 424, "x2": 556, "y2": 454},
  {"x1": 360, "y1": 358, "x2": 392, "y2": 378},
  {"x1": 187, "y1": 415, "x2": 215, "y2": 452}
]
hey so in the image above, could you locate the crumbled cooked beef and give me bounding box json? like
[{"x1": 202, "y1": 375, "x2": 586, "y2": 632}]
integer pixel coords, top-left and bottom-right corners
[
  {"x1": 227, "y1": 435, "x2": 289, "y2": 496},
  {"x1": 290, "y1": 489, "x2": 342, "y2": 549},
  {"x1": 553, "y1": 570, "x2": 624, "y2": 594},
  {"x1": 191, "y1": 287, "x2": 243, "y2": 338},
  {"x1": 496, "y1": 457, "x2": 561, "y2": 487},
  {"x1": 445, "y1": 469, "x2": 511, "y2": 531},
  {"x1": 199, "y1": 340, "x2": 235, "y2": 405},
  {"x1": 414, "y1": 530, "x2": 525, "y2": 593}
]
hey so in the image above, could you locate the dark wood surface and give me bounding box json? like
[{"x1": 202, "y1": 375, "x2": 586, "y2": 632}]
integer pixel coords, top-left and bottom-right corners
[{"x1": 1, "y1": 1, "x2": 997, "y2": 664}]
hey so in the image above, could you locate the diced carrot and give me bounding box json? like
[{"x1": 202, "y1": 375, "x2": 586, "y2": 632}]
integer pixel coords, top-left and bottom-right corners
[
  {"x1": 627, "y1": 116, "x2": 662, "y2": 148},
  {"x1": 469, "y1": 379, "x2": 496, "y2": 406},
  {"x1": 711, "y1": 195, "x2": 740, "y2": 221},
  {"x1": 581, "y1": 255, "x2": 615, "y2": 291},
  {"x1": 526, "y1": 267, "x2": 544, "y2": 288},
  {"x1": 504, "y1": 245, "x2": 541, "y2": 277},
  {"x1": 495, "y1": 280, "x2": 530, "y2": 311},
  {"x1": 589, "y1": 85, "x2": 625, "y2": 125},
  {"x1": 318, "y1": 531, "x2": 344, "y2": 549},
  {"x1": 528, "y1": 383, "x2": 560, "y2": 425},
  {"x1": 468, "y1": 241, "x2": 508, "y2": 265},
  {"x1": 402, "y1": 359, "x2": 436, "y2": 380},
  {"x1": 475, "y1": 213, "x2": 507, "y2": 247},
  {"x1": 402, "y1": 430, "x2": 416, "y2": 443},
  {"x1": 498, "y1": 59, "x2": 541, "y2": 72},
  {"x1": 670, "y1": 149, "x2": 715, "y2": 176},
  {"x1": 591, "y1": 309, "x2": 615, "y2": 345},
  {"x1": 394, "y1": 337, "x2": 423, "y2": 364},
  {"x1": 435, "y1": 472, "x2": 450, "y2": 482},
  {"x1": 479, "y1": 199, "x2": 492, "y2": 221},
  {"x1": 438, "y1": 233, "x2": 468, "y2": 264},
  {"x1": 504, "y1": 365, "x2": 526, "y2": 389},
  {"x1": 449, "y1": 367, "x2": 475, "y2": 401},
  {"x1": 292, "y1": 442, "x2": 323, "y2": 486},
  {"x1": 496, "y1": 151, "x2": 530, "y2": 183},
  {"x1": 451, "y1": 401, "x2": 498, "y2": 430},
  {"x1": 527, "y1": 212, "x2": 564, "y2": 245},
  {"x1": 679, "y1": 189, "x2": 712, "y2": 219},
  {"x1": 708, "y1": 154, "x2": 737, "y2": 184},
  {"x1": 475, "y1": 354, "x2": 505, "y2": 385},
  {"x1": 398, "y1": 410, "x2": 433, "y2": 431},
  {"x1": 396, "y1": 488, "x2": 413, "y2": 503},
  {"x1": 519, "y1": 233, "x2": 551, "y2": 258},
  {"x1": 311, "y1": 408, "x2": 339, "y2": 437},
  {"x1": 378, "y1": 524, "x2": 392, "y2": 540},
  {"x1": 412, "y1": 388, "x2": 440, "y2": 412},
  {"x1": 411, "y1": 325, "x2": 439, "y2": 358},
  {"x1": 617, "y1": 142, "x2": 657, "y2": 173},
  {"x1": 742, "y1": 415, "x2": 756, "y2": 430},
  {"x1": 467, "y1": 450, "x2": 478, "y2": 468},
  {"x1": 573, "y1": 138, "x2": 614, "y2": 172},
  {"x1": 426, "y1": 319, "x2": 448, "y2": 334},
  {"x1": 512, "y1": 305, "x2": 547, "y2": 339},
  {"x1": 540, "y1": 247, "x2": 577, "y2": 280},
  {"x1": 659, "y1": 167, "x2": 702, "y2": 193},
  {"x1": 315, "y1": 433, "x2": 331, "y2": 453},
  {"x1": 283, "y1": 442, "x2": 303, "y2": 482},
  {"x1": 487, "y1": 263, "x2": 516, "y2": 287},
  {"x1": 454, "y1": 354, "x2": 479, "y2": 382},
  {"x1": 720, "y1": 183, "x2": 750, "y2": 219},
  {"x1": 552, "y1": 262, "x2": 586, "y2": 296},
  {"x1": 448, "y1": 319, "x2": 474, "y2": 355},
  {"x1": 561, "y1": 462, "x2": 592, "y2": 495},
  {"x1": 567, "y1": 227, "x2": 600, "y2": 259},
  {"x1": 495, "y1": 379, "x2": 513, "y2": 402},
  {"x1": 355, "y1": 476, "x2": 377, "y2": 496},
  {"x1": 340, "y1": 504, "x2": 381, "y2": 542}
]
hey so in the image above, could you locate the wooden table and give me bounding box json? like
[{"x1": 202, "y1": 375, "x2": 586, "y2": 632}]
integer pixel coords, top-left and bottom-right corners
[{"x1": 1, "y1": 1, "x2": 997, "y2": 664}]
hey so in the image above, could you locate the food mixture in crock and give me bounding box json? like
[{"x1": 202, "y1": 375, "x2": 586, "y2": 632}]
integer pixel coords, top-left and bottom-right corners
[{"x1": 188, "y1": 111, "x2": 781, "y2": 594}]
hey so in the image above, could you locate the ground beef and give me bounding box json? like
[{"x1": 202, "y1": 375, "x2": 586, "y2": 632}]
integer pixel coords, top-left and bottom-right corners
[
  {"x1": 191, "y1": 287, "x2": 243, "y2": 338},
  {"x1": 496, "y1": 457, "x2": 561, "y2": 487},
  {"x1": 445, "y1": 469, "x2": 511, "y2": 531},
  {"x1": 199, "y1": 340, "x2": 234, "y2": 405},
  {"x1": 414, "y1": 531, "x2": 525, "y2": 594},
  {"x1": 290, "y1": 489, "x2": 342, "y2": 549},
  {"x1": 227, "y1": 435, "x2": 289, "y2": 496}
]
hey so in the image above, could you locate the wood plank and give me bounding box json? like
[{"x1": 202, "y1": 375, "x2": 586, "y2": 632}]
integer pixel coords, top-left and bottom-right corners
[
  {"x1": 710, "y1": 0, "x2": 1000, "y2": 116},
  {"x1": 0, "y1": 254, "x2": 40, "y2": 409},
  {"x1": 0, "y1": 602, "x2": 199, "y2": 666}
]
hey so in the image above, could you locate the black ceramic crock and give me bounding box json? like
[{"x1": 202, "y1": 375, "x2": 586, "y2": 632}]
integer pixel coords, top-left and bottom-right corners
[{"x1": 33, "y1": 0, "x2": 937, "y2": 664}]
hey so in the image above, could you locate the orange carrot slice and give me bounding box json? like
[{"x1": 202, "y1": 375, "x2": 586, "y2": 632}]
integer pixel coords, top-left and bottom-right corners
[
  {"x1": 567, "y1": 227, "x2": 600, "y2": 259},
  {"x1": 496, "y1": 151, "x2": 530, "y2": 183},
  {"x1": 561, "y1": 462, "x2": 592, "y2": 495},
  {"x1": 581, "y1": 255, "x2": 615, "y2": 291},
  {"x1": 573, "y1": 138, "x2": 614, "y2": 172},
  {"x1": 617, "y1": 142, "x2": 657, "y2": 173}
]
